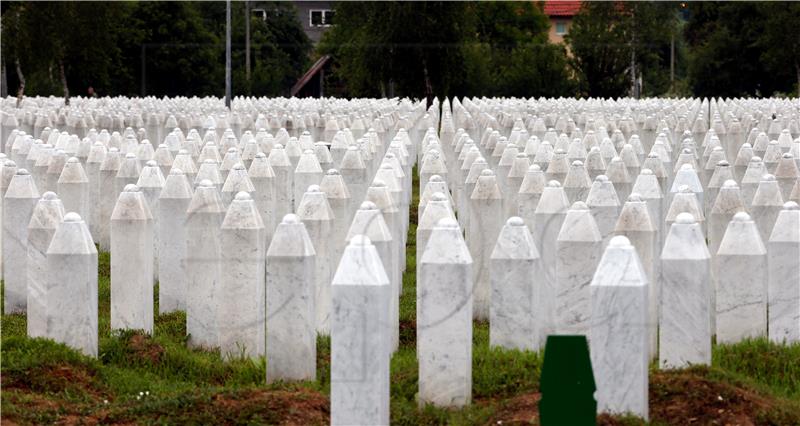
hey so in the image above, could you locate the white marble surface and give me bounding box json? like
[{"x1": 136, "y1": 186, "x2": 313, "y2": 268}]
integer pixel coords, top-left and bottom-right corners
[
  {"x1": 46, "y1": 213, "x2": 98, "y2": 357},
  {"x1": 590, "y1": 236, "x2": 649, "y2": 420},
  {"x1": 3, "y1": 169, "x2": 39, "y2": 313},
  {"x1": 660, "y1": 213, "x2": 712, "y2": 368},
  {"x1": 296, "y1": 185, "x2": 334, "y2": 334},
  {"x1": 347, "y1": 201, "x2": 399, "y2": 351},
  {"x1": 331, "y1": 235, "x2": 390, "y2": 425},
  {"x1": 26, "y1": 192, "x2": 64, "y2": 338},
  {"x1": 468, "y1": 169, "x2": 503, "y2": 320},
  {"x1": 418, "y1": 218, "x2": 473, "y2": 407},
  {"x1": 751, "y1": 174, "x2": 784, "y2": 244},
  {"x1": 490, "y1": 217, "x2": 541, "y2": 351},
  {"x1": 716, "y1": 212, "x2": 767, "y2": 343},
  {"x1": 110, "y1": 184, "x2": 154, "y2": 333},
  {"x1": 768, "y1": 202, "x2": 800, "y2": 343},
  {"x1": 587, "y1": 175, "x2": 621, "y2": 249},
  {"x1": 614, "y1": 194, "x2": 658, "y2": 357},
  {"x1": 158, "y1": 168, "x2": 192, "y2": 313},
  {"x1": 186, "y1": 180, "x2": 225, "y2": 348},
  {"x1": 555, "y1": 202, "x2": 602, "y2": 336},
  {"x1": 266, "y1": 214, "x2": 317, "y2": 383},
  {"x1": 218, "y1": 192, "x2": 265, "y2": 360},
  {"x1": 533, "y1": 180, "x2": 569, "y2": 344},
  {"x1": 98, "y1": 148, "x2": 121, "y2": 251}
]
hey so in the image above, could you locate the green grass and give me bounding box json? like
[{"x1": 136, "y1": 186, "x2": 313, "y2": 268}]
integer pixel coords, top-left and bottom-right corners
[{"x1": 2, "y1": 165, "x2": 800, "y2": 424}]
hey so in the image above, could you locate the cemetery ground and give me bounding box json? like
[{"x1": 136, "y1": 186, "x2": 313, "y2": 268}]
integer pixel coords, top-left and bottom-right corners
[{"x1": 1, "y1": 169, "x2": 798, "y2": 425}]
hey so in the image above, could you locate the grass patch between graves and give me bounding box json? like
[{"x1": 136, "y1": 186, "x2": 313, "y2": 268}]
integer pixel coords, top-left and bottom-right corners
[{"x1": 2, "y1": 165, "x2": 800, "y2": 424}]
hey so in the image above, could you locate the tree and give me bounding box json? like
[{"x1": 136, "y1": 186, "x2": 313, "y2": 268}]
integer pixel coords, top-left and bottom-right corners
[
  {"x1": 1, "y1": 1, "x2": 312, "y2": 100},
  {"x1": 684, "y1": 2, "x2": 798, "y2": 97},
  {"x1": 320, "y1": 1, "x2": 575, "y2": 99},
  {"x1": 567, "y1": 2, "x2": 680, "y2": 98}
]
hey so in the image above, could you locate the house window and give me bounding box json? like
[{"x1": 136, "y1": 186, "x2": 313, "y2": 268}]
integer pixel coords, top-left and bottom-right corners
[
  {"x1": 310, "y1": 9, "x2": 335, "y2": 27},
  {"x1": 555, "y1": 21, "x2": 567, "y2": 35}
]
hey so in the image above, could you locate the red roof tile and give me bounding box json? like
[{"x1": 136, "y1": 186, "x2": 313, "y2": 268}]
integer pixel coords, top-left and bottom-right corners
[{"x1": 543, "y1": 1, "x2": 582, "y2": 17}]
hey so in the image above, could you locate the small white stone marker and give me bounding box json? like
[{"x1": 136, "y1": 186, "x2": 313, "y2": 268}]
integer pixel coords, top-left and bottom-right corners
[
  {"x1": 518, "y1": 164, "x2": 546, "y2": 231},
  {"x1": 45, "y1": 212, "x2": 98, "y2": 357},
  {"x1": 751, "y1": 174, "x2": 784, "y2": 244},
  {"x1": 296, "y1": 184, "x2": 334, "y2": 334},
  {"x1": 110, "y1": 184, "x2": 154, "y2": 333},
  {"x1": 768, "y1": 201, "x2": 800, "y2": 343},
  {"x1": 85, "y1": 142, "x2": 107, "y2": 240},
  {"x1": 590, "y1": 235, "x2": 649, "y2": 420},
  {"x1": 533, "y1": 180, "x2": 569, "y2": 343},
  {"x1": 331, "y1": 235, "x2": 390, "y2": 426},
  {"x1": 586, "y1": 175, "x2": 621, "y2": 249},
  {"x1": 555, "y1": 201, "x2": 602, "y2": 335},
  {"x1": 716, "y1": 212, "x2": 767, "y2": 343},
  {"x1": 98, "y1": 148, "x2": 121, "y2": 250},
  {"x1": 248, "y1": 152, "x2": 276, "y2": 247},
  {"x1": 490, "y1": 216, "x2": 541, "y2": 351},
  {"x1": 218, "y1": 192, "x2": 265, "y2": 360},
  {"x1": 468, "y1": 169, "x2": 503, "y2": 320},
  {"x1": 418, "y1": 218, "x2": 473, "y2": 407},
  {"x1": 266, "y1": 213, "x2": 316, "y2": 382},
  {"x1": 294, "y1": 149, "x2": 323, "y2": 208},
  {"x1": 268, "y1": 143, "x2": 294, "y2": 218},
  {"x1": 26, "y1": 192, "x2": 65, "y2": 337},
  {"x1": 221, "y1": 163, "x2": 255, "y2": 207},
  {"x1": 614, "y1": 193, "x2": 658, "y2": 357},
  {"x1": 186, "y1": 179, "x2": 225, "y2": 348},
  {"x1": 660, "y1": 212, "x2": 712, "y2": 368},
  {"x1": 340, "y1": 145, "x2": 368, "y2": 206},
  {"x1": 346, "y1": 201, "x2": 399, "y2": 351},
  {"x1": 4, "y1": 169, "x2": 40, "y2": 313},
  {"x1": 158, "y1": 168, "x2": 192, "y2": 313}
]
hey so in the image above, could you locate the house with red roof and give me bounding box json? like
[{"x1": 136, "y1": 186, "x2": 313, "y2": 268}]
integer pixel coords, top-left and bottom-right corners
[{"x1": 541, "y1": 1, "x2": 582, "y2": 44}]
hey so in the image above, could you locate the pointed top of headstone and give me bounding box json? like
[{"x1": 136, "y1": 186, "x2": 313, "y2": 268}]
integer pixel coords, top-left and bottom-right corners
[
  {"x1": 615, "y1": 193, "x2": 655, "y2": 232},
  {"x1": 187, "y1": 180, "x2": 224, "y2": 214},
  {"x1": 718, "y1": 212, "x2": 765, "y2": 255},
  {"x1": 160, "y1": 167, "x2": 193, "y2": 200},
  {"x1": 662, "y1": 213, "x2": 710, "y2": 259},
  {"x1": 753, "y1": 173, "x2": 784, "y2": 205},
  {"x1": 29, "y1": 191, "x2": 65, "y2": 230},
  {"x1": 558, "y1": 201, "x2": 602, "y2": 241},
  {"x1": 332, "y1": 234, "x2": 390, "y2": 287},
  {"x1": 491, "y1": 216, "x2": 539, "y2": 260},
  {"x1": 47, "y1": 212, "x2": 96, "y2": 255},
  {"x1": 471, "y1": 169, "x2": 502, "y2": 200},
  {"x1": 58, "y1": 157, "x2": 88, "y2": 183},
  {"x1": 586, "y1": 175, "x2": 620, "y2": 207},
  {"x1": 346, "y1": 201, "x2": 392, "y2": 243},
  {"x1": 296, "y1": 184, "x2": 335, "y2": 221},
  {"x1": 6, "y1": 168, "x2": 39, "y2": 199},
  {"x1": 592, "y1": 235, "x2": 648, "y2": 287},
  {"x1": 111, "y1": 184, "x2": 152, "y2": 220},
  {"x1": 769, "y1": 201, "x2": 800, "y2": 242},
  {"x1": 222, "y1": 191, "x2": 264, "y2": 229},
  {"x1": 421, "y1": 217, "x2": 472, "y2": 264},
  {"x1": 268, "y1": 214, "x2": 316, "y2": 258}
]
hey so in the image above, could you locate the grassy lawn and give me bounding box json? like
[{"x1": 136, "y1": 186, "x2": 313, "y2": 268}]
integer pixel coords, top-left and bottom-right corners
[{"x1": 2, "y1": 167, "x2": 799, "y2": 425}]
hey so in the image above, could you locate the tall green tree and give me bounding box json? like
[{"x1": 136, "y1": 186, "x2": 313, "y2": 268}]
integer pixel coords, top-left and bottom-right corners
[
  {"x1": 567, "y1": 2, "x2": 680, "y2": 98},
  {"x1": 320, "y1": 1, "x2": 575, "y2": 99},
  {"x1": 685, "y1": 2, "x2": 798, "y2": 97}
]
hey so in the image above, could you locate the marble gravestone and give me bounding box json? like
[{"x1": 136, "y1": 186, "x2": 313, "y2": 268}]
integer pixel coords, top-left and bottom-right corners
[
  {"x1": 330, "y1": 235, "x2": 391, "y2": 426},
  {"x1": 715, "y1": 212, "x2": 767, "y2": 343},
  {"x1": 768, "y1": 202, "x2": 800, "y2": 344},
  {"x1": 266, "y1": 214, "x2": 317, "y2": 383},
  {"x1": 660, "y1": 213, "x2": 712, "y2": 368},
  {"x1": 490, "y1": 217, "x2": 541, "y2": 351},
  {"x1": 26, "y1": 192, "x2": 65, "y2": 338},
  {"x1": 590, "y1": 235, "x2": 649, "y2": 420},
  {"x1": 45, "y1": 213, "x2": 98, "y2": 357},
  {"x1": 218, "y1": 192, "x2": 265, "y2": 360},
  {"x1": 418, "y1": 218, "x2": 473, "y2": 407},
  {"x1": 110, "y1": 184, "x2": 154, "y2": 333}
]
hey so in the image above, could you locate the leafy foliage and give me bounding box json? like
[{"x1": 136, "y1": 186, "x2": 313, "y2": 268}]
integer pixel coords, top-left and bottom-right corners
[
  {"x1": 1, "y1": 1, "x2": 312, "y2": 99},
  {"x1": 567, "y1": 2, "x2": 682, "y2": 98},
  {"x1": 685, "y1": 1, "x2": 799, "y2": 97},
  {"x1": 320, "y1": 1, "x2": 576, "y2": 99}
]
